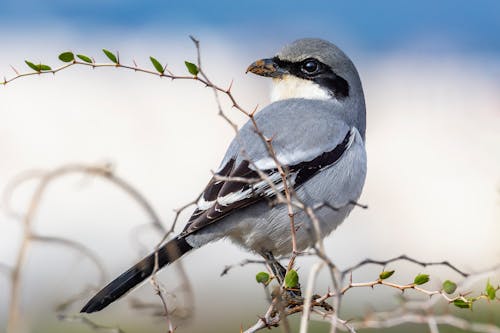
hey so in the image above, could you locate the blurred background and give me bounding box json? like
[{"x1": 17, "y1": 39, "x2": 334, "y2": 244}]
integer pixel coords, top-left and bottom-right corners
[{"x1": 0, "y1": 1, "x2": 499, "y2": 332}]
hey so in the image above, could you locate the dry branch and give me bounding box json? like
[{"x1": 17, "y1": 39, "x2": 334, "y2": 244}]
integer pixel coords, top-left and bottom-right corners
[{"x1": 2, "y1": 163, "x2": 192, "y2": 333}]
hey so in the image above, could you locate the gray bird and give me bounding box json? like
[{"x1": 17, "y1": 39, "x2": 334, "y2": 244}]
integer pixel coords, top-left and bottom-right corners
[{"x1": 81, "y1": 38, "x2": 367, "y2": 313}]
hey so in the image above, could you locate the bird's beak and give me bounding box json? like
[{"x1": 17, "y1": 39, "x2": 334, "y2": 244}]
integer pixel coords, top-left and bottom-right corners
[{"x1": 246, "y1": 58, "x2": 287, "y2": 78}]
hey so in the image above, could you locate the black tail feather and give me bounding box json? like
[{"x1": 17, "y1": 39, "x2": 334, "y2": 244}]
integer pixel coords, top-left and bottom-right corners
[{"x1": 81, "y1": 237, "x2": 192, "y2": 313}]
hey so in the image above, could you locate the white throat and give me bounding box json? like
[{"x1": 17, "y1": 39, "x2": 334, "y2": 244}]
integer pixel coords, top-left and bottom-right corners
[{"x1": 270, "y1": 75, "x2": 331, "y2": 102}]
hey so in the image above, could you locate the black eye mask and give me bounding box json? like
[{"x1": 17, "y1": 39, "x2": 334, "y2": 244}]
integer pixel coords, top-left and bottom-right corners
[{"x1": 272, "y1": 56, "x2": 350, "y2": 99}]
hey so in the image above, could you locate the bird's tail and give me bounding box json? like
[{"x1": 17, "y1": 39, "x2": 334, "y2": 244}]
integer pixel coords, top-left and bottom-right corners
[{"x1": 80, "y1": 236, "x2": 192, "y2": 313}]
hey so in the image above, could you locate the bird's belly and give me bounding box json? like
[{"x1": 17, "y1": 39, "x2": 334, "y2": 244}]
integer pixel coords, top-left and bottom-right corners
[{"x1": 231, "y1": 203, "x2": 355, "y2": 256}]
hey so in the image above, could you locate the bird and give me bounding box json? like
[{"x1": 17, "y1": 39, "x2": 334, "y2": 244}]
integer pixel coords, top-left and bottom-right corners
[{"x1": 81, "y1": 38, "x2": 367, "y2": 313}]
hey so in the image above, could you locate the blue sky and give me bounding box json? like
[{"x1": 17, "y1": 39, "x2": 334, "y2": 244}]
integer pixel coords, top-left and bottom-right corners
[{"x1": 2, "y1": 0, "x2": 500, "y2": 55}]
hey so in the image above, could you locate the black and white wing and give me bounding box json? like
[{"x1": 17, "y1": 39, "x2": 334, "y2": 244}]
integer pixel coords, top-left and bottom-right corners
[{"x1": 179, "y1": 128, "x2": 354, "y2": 237}]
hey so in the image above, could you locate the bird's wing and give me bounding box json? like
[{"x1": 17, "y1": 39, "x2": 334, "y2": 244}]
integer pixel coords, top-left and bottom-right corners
[{"x1": 179, "y1": 127, "x2": 355, "y2": 237}]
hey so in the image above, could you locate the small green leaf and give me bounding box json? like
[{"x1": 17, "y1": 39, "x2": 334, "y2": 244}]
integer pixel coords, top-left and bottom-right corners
[
  {"x1": 255, "y1": 272, "x2": 270, "y2": 284},
  {"x1": 25, "y1": 60, "x2": 40, "y2": 71},
  {"x1": 103, "y1": 49, "x2": 118, "y2": 63},
  {"x1": 77, "y1": 54, "x2": 93, "y2": 63},
  {"x1": 379, "y1": 270, "x2": 395, "y2": 280},
  {"x1": 453, "y1": 299, "x2": 472, "y2": 309},
  {"x1": 150, "y1": 56, "x2": 164, "y2": 74},
  {"x1": 58, "y1": 52, "x2": 74, "y2": 62},
  {"x1": 184, "y1": 61, "x2": 199, "y2": 76},
  {"x1": 284, "y1": 269, "x2": 299, "y2": 288},
  {"x1": 442, "y1": 280, "x2": 457, "y2": 294},
  {"x1": 413, "y1": 274, "x2": 430, "y2": 285},
  {"x1": 39, "y1": 64, "x2": 52, "y2": 71},
  {"x1": 486, "y1": 280, "x2": 496, "y2": 300}
]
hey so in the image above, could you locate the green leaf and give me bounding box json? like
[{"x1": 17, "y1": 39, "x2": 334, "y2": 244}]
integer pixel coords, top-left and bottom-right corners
[
  {"x1": 25, "y1": 60, "x2": 52, "y2": 71},
  {"x1": 25, "y1": 60, "x2": 40, "y2": 71},
  {"x1": 442, "y1": 280, "x2": 457, "y2": 294},
  {"x1": 284, "y1": 269, "x2": 299, "y2": 288},
  {"x1": 150, "y1": 56, "x2": 164, "y2": 74},
  {"x1": 453, "y1": 299, "x2": 472, "y2": 309},
  {"x1": 77, "y1": 54, "x2": 93, "y2": 63},
  {"x1": 255, "y1": 272, "x2": 270, "y2": 284},
  {"x1": 379, "y1": 270, "x2": 395, "y2": 280},
  {"x1": 103, "y1": 49, "x2": 118, "y2": 64},
  {"x1": 58, "y1": 52, "x2": 74, "y2": 62},
  {"x1": 486, "y1": 280, "x2": 496, "y2": 300},
  {"x1": 413, "y1": 274, "x2": 430, "y2": 285},
  {"x1": 184, "y1": 61, "x2": 199, "y2": 76}
]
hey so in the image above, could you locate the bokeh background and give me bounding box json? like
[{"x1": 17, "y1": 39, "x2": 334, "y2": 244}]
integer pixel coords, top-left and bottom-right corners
[{"x1": 1, "y1": 1, "x2": 499, "y2": 332}]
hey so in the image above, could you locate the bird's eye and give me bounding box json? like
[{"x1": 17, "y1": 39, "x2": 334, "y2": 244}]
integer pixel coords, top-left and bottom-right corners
[{"x1": 301, "y1": 59, "x2": 319, "y2": 74}]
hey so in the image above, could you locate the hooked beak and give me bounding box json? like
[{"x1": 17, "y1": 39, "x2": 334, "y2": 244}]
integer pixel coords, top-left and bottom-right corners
[{"x1": 246, "y1": 58, "x2": 287, "y2": 78}]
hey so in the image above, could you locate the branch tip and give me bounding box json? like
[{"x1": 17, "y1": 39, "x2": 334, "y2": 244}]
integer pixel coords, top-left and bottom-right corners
[
  {"x1": 226, "y1": 79, "x2": 234, "y2": 93},
  {"x1": 189, "y1": 35, "x2": 199, "y2": 46},
  {"x1": 10, "y1": 65, "x2": 19, "y2": 75}
]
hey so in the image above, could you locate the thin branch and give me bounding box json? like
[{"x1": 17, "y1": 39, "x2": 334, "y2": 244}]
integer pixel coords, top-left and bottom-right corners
[
  {"x1": 4, "y1": 163, "x2": 174, "y2": 333},
  {"x1": 150, "y1": 277, "x2": 175, "y2": 333},
  {"x1": 299, "y1": 262, "x2": 325, "y2": 333},
  {"x1": 58, "y1": 314, "x2": 125, "y2": 333},
  {"x1": 342, "y1": 254, "x2": 470, "y2": 279},
  {"x1": 32, "y1": 234, "x2": 106, "y2": 285},
  {"x1": 149, "y1": 195, "x2": 199, "y2": 331},
  {"x1": 55, "y1": 285, "x2": 99, "y2": 312},
  {"x1": 220, "y1": 259, "x2": 267, "y2": 277},
  {"x1": 348, "y1": 313, "x2": 500, "y2": 333}
]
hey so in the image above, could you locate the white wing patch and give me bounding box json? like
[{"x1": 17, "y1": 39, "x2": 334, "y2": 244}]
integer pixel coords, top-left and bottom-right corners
[
  {"x1": 347, "y1": 127, "x2": 356, "y2": 147},
  {"x1": 197, "y1": 197, "x2": 215, "y2": 210},
  {"x1": 217, "y1": 172, "x2": 283, "y2": 207},
  {"x1": 254, "y1": 150, "x2": 315, "y2": 170}
]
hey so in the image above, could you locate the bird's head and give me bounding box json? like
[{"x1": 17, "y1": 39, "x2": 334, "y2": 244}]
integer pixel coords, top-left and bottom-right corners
[{"x1": 247, "y1": 38, "x2": 363, "y2": 104}]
